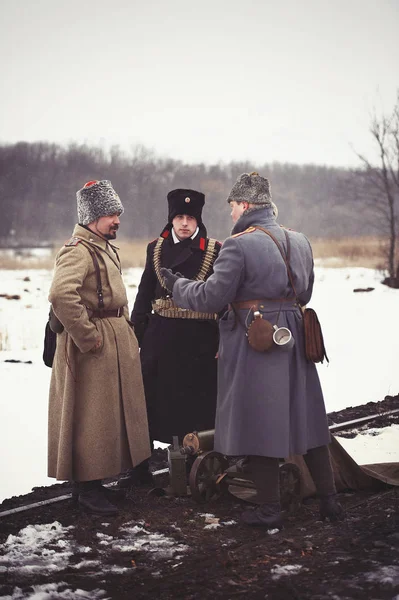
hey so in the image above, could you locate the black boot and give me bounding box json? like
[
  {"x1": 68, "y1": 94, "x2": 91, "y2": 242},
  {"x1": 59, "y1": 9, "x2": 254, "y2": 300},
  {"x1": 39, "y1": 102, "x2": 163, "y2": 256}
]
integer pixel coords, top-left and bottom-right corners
[
  {"x1": 226, "y1": 457, "x2": 252, "y2": 480},
  {"x1": 241, "y1": 502, "x2": 283, "y2": 529},
  {"x1": 71, "y1": 481, "x2": 125, "y2": 503},
  {"x1": 77, "y1": 480, "x2": 118, "y2": 515},
  {"x1": 119, "y1": 460, "x2": 153, "y2": 487},
  {"x1": 319, "y1": 494, "x2": 344, "y2": 522}
]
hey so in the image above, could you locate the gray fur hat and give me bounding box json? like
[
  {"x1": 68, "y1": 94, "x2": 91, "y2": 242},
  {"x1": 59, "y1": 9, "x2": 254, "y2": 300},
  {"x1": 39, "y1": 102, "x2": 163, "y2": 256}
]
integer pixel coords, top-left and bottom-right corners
[
  {"x1": 76, "y1": 180, "x2": 124, "y2": 225},
  {"x1": 227, "y1": 172, "x2": 272, "y2": 205}
]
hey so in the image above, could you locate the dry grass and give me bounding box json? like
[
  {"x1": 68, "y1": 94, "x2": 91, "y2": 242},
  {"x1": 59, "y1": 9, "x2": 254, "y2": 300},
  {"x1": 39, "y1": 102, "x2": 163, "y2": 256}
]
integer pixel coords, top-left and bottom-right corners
[
  {"x1": 0, "y1": 236, "x2": 389, "y2": 270},
  {"x1": 115, "y1": 239, "x2": 149, "y2": 269},
  {"x1": 310, "y1": 236, "x2": 388, "y2": 269},
  {"x1": 0, "y1": 239, "x2": 149, "y2": 270},
  {"x1": 0, "y1": 254, "x2": 55, "y2": 270}
]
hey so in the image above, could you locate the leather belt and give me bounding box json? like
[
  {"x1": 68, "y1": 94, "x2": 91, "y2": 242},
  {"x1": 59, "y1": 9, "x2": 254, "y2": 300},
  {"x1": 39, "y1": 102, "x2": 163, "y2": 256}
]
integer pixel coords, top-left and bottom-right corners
[
  {"x1": 91, "y1": 308, "x2": 123, "y2": 318},
  {"x1": 231, "y1": 298, "x2": 296, "y2": 310}
]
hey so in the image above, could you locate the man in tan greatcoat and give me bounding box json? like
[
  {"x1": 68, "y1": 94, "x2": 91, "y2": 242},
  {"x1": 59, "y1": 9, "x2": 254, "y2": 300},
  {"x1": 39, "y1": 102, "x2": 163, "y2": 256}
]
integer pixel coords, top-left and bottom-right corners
[{"x1": 48, "y1": 179, "x2": 151, "y2": 515}]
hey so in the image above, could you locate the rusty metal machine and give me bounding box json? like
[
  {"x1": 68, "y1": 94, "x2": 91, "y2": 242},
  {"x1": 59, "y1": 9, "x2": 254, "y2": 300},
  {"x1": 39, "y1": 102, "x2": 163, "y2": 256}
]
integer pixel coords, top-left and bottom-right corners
[
  {"x1": 181, "y1": 429, "x2": 301, "y2": 509},
  {"x1": 160, "y1": 407, "x2": 399, "y2": 503},
  {"x1": 167, "y1": 435, "x2": 188, "y2": 496}
]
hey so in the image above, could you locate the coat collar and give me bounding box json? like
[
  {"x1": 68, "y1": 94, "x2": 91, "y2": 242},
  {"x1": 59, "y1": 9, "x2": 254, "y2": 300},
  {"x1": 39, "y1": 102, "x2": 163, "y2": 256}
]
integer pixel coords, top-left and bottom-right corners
[
  {"x1": 160, "y1": 222, "x2": 208, "y2": 252},
  {"x1": 73, "y1": 224, "x2": 121, "y2": 270},
  {"x1": 160, "y1": 223, "x2": 209, "y2": 271},
  {"x1": 231, "y1": 206, "x2": 276, "y2": 235}
]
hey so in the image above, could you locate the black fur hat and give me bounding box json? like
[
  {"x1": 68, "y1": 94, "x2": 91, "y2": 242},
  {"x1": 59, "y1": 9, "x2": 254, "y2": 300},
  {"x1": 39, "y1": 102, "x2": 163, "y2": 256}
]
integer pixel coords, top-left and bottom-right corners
[{"x1": 167, "y1": 189, "x2": 205, "y2": 225}]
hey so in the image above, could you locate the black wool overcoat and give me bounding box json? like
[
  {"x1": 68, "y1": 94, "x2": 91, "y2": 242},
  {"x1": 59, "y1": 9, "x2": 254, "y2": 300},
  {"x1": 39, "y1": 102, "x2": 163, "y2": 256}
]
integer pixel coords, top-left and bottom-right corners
[{"x1": 131, "y1": 224, "x2": 221, "y2": 444}]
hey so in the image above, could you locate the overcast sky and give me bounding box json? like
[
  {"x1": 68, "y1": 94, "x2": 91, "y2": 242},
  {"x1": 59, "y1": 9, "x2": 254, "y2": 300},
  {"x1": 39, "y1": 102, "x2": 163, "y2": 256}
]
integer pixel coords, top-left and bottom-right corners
[{"x1": 0, "y1": 0, "x2": 398, "y2": 168}]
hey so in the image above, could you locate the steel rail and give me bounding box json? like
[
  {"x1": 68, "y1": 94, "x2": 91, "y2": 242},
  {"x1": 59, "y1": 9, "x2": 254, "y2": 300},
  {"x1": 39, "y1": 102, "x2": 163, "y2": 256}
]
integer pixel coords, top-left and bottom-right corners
[
  {"x1": 0, "y1": 408, "x2": 398, "y2": 519},
  {"x1": 0, "y1": 494, "x2": 71, "y2": 518},
  {"x1": 328, "y1": 408, "x2": 399, "y2": 433}
]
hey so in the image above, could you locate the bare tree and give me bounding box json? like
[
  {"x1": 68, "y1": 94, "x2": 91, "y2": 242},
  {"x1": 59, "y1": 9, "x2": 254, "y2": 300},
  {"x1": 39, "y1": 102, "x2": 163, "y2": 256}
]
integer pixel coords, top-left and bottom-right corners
[{"x1": 354, "y1": 92, "x2": 399, "y2": 286}]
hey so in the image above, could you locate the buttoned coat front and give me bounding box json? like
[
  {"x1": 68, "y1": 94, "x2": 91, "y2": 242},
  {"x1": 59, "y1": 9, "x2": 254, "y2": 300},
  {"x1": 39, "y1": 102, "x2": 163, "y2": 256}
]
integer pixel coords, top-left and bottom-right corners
[
  {"x1": 131, "y1": 224, "x2": 221, "y2": 443},
  {"x1": 48, "y1": 224, "x2": 151, "y2": 482},
  {"x1": 173, "y1": 207, "x2": 331, "y2": 459}
]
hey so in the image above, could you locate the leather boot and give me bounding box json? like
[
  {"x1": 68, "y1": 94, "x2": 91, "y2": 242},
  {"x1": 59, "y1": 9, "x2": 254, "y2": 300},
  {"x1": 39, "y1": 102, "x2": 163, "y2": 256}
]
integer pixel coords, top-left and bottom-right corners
[
  {"x1": 77, "y1": 480, "x2": 118, "y2": 515},
  {"x1": 71, "y1": 482, "x2": 125, "y2": 503},
  {"x1": 118, "y1": 460, "x2": 153, "y2": 487},
  {"x1": 226, "y1": 457, "x2": 253, "y2": 480},
  {"x1": 319, "y1": 493, "x2": 345, "y2": 522},
  {"x1": 241, "y1": 502, "x2": 283, "y2": 529}
]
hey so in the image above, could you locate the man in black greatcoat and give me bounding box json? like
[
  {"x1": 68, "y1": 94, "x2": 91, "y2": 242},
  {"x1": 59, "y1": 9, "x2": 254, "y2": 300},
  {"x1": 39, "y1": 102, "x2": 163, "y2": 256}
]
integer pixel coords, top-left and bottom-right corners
[{"x1": 128, "y1": 188, "x2": 221, "y2": 480}]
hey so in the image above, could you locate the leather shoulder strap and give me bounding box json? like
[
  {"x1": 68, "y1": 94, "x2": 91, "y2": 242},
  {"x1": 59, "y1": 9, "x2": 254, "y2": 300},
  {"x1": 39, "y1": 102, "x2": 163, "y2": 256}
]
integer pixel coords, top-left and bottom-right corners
[
  {"x1": 254, "y1": 226, "x2": 298, "y2": 299},
  {"x1": 282, "y1": 228, "x2": 291, "y2": 263},
  {"x1": 78, "y1": 240, "x2": 105, "y2": 309}
]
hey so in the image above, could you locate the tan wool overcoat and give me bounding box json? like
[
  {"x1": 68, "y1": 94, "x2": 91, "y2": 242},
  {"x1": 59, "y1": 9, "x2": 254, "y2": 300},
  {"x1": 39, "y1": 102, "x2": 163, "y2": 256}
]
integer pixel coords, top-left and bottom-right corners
[{"x1": 48, "y1": 224, "x2": 151, "y2": 482}]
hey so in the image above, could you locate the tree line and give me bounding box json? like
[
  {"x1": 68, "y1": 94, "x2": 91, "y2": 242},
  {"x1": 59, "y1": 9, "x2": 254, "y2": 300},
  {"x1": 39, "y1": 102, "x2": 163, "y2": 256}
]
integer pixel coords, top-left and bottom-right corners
[
  {"x1": 0, "y1": 141, "x2": 374, "y2": 245},
  {"x1": 2, "y1": 91, "x2": 399, "y2": 284}
]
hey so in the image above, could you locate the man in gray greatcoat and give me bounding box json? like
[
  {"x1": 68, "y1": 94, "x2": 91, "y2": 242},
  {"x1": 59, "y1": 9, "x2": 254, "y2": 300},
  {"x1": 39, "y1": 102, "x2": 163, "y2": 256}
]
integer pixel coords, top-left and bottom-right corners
[{"x1": 161, "y1": 172, "x2": 344, "y2": 528}]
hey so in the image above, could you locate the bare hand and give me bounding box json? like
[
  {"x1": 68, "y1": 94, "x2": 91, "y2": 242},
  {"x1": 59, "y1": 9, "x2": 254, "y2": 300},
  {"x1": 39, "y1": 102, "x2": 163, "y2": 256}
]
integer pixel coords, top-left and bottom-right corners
[{"x1": 92, "y1": 337, "x2": 102, "y2": 351}]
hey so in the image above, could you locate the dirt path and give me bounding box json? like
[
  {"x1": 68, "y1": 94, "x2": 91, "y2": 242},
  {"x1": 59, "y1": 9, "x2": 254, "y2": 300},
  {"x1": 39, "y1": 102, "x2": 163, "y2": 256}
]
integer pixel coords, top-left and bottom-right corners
[{"x1": 1, "y1": 396, "x2": 398, "y2": 600}]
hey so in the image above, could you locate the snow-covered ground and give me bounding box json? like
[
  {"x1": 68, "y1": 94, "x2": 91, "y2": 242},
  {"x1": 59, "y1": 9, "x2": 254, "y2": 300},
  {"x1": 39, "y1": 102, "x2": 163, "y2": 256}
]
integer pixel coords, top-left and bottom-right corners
[{"x1": 0, "y1": 265, "x2": 398, "y2": 502}]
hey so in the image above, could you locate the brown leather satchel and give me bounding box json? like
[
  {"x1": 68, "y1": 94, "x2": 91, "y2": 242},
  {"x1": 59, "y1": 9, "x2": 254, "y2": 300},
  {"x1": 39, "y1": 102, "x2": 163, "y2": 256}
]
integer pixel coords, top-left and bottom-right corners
[
  {"x1": 253, "y1": 227, "x2": 329, "y2": 364},
  {"x1": 302, "y1": 307, "x2": 329, "y2": 364}
]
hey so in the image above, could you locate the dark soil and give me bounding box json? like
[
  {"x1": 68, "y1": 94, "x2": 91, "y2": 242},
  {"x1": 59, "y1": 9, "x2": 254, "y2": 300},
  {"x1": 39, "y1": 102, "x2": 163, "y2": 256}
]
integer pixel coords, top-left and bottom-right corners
[{"x1": 1, "y1": 396, "x2": 399, "y2": 600}]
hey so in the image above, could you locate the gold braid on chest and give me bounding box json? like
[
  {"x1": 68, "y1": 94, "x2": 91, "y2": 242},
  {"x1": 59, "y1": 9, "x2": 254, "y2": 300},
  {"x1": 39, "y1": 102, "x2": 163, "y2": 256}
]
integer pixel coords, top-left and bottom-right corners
[
  {"x1": 152, "y1": 237, "x2": 219, "y2": 321},
  {"x1": 153, "y1": 237, "x2": 217, "y2": 288}
]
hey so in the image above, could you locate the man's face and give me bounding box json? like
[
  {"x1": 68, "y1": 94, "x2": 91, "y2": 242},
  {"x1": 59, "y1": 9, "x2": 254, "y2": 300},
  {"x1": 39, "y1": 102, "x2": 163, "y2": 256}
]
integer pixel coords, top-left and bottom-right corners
[
  {"x1": 94, "y1": 214, "x2": 120, "y2": 240},
  {"x1": 230, "y1": 201, "x2": 247, "y2": 223},
  {"x1": 172, "y1": 214, "x2": 197, "y2": 240}
]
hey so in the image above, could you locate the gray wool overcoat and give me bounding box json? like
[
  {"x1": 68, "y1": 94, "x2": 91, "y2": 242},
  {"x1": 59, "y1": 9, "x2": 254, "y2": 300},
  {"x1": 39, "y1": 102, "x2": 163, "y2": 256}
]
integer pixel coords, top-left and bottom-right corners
[
  {"x1": 173, "y1": 207, "x2": 331, "y2": 459},
  {"x1": 48, "y1": 225, "x2": 151, "y2": 482}
]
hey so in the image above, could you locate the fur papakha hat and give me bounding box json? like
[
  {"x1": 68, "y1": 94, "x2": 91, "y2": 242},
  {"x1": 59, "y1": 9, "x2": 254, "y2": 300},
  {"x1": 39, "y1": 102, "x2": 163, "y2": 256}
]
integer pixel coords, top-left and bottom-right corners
[
  {"x1": 76, "y1": 180, "x2": 124, "y2": 225},
  {"x1": 227, "y1": 172, "x2": 272, "y2": 205},
  {"x1": 167, "y1": 188, "x2": 205, "y2": 225}
]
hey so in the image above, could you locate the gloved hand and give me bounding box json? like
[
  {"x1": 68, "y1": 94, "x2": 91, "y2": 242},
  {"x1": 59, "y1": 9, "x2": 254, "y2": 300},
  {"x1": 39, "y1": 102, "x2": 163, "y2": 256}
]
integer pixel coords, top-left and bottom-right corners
[{"x1": 160, "y1": 268, "x2": 183, "y2": 292}]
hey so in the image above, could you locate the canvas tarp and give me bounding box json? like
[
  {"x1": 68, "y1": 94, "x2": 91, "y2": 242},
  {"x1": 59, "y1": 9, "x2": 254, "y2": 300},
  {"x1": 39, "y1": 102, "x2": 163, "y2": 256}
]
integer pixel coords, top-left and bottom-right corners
[{"x1": 229, "y1": 436, "x2": 398, "y2": 504}]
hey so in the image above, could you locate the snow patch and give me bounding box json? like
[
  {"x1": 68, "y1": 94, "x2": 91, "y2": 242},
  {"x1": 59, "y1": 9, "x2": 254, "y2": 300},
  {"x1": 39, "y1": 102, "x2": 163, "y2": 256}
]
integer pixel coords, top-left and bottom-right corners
[
  {"x1": 336, "y1": 424, "x2": 399, "y2": 465},
  {"x1": 0, "y1": 522, "x2": 77, "y2": 576},
  {"x1": 110, "y1": 523, "x2": 189, "y2": 560},
  {"x1": 0, "y1": 582, "x2": 109, "y2": 599},
  {"x1": 364, "y1": 565, "x2": 399, "y2": 586},
  {"x1": 204, "y1": 523, "x2": 221, "y2": 530},
  {"x1": 95, "y1": 532, "x2": 113, "y2": 546},
  {"x1": 70, "y1": 560, "x2": 101, "y2": 570},
  {"x1": 221, "y1": 520, "x2": 237, "y2": 526},
  {"x1": 271, "y1": 564, "x2": 303, "y2": 580},
  {"x1": 1, "y1": 266, "x2": 399, "y2": 502}
]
